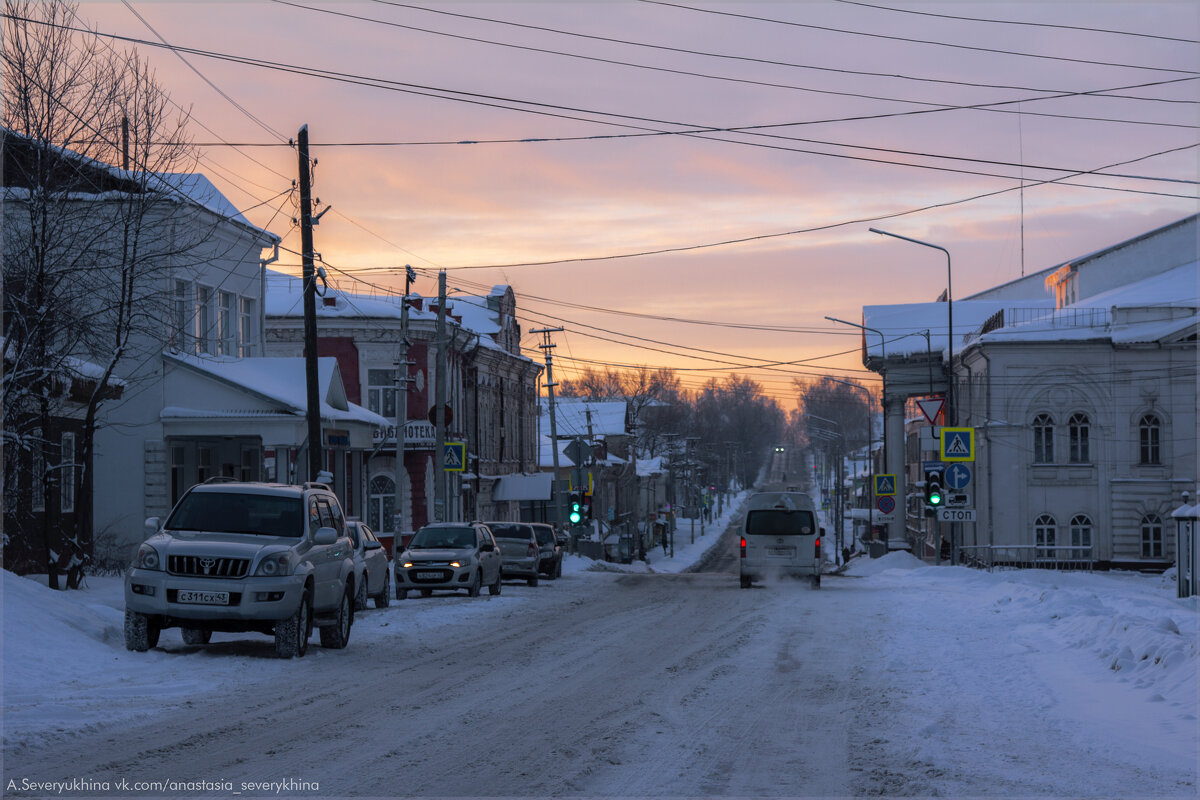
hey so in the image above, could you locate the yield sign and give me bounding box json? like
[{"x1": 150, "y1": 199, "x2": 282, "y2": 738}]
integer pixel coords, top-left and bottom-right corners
[{"x1": 916, "y1": 397, "x2": 945, "y2": 424}]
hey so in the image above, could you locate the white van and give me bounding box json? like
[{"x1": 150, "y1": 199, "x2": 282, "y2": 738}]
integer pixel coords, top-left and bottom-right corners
[{"x1": 739, "y1": 491, "x2": 823, "y2": 588}]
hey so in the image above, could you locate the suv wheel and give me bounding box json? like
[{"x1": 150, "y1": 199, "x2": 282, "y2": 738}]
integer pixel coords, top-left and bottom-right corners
[
  {"x1": 319, "y1": 586, "x2": 353, "y2": 649},
  {"x1": 181, "y1": 627, "x2": 212, "y2": 646},
  {"x1": 527, "y1": 573, "x2": 539, "y2": 588},
  {"x1": 467, "y1": 570, "x2": 482, "y2": 597},
  {"x1": 274, "y1": 588, "x2": 311, "y2": 659},
  {"x1": 375, "y1": 571, "x2": 391, "y2": 608},
  {"x1": 124, "y1": 610, "x2": 160, "y2": 652}
]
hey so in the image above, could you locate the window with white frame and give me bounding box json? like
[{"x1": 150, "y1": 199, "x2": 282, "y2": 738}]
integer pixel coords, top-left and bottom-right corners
[
  {"x1": 239, "y1": 297, "x2": 256, "y2": 356},
  {"x1": 1139, "y1": 414, "x2": 1161, "y2": 465},
  {"x1": 1141, "y1": 514, "x2": 1164, "y2": 558},
  {"x1": 218, "y1": 291, "x2": 235, "y2": 355},
  {"x1": 1033, "y1": 413, "x2": 1054, "y2": 463},
  {"x1": 1069, "y1": 513, "x2": 1092, "y2": 552},
  {"x1": 1068, "y1": 413, "x2": 1090, "y2": 463},
  {"x1": 60, "y1": 432, "x2": 76, "y2": 513},
  {"x1": 1034, "y1": 514, "x2": 1056, "y2": 554},
  {"x1": 368, "y1": 474, "x2": 395, "y2": 533},
  {"x1": 367, "y1": 369, "x2": 397, "y2": 419},
  {"x1": 172, "y1": 279, "x2": 191, "y2": 348},
  {"x1": 196, "y1": 285, "x2": 215, "y2": 354}
]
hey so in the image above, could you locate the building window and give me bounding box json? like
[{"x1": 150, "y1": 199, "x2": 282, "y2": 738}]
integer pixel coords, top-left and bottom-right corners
[
  {"x1": 60, "y1": 432, "x2": 76, "y2": 513},
  {"x1": 1033, "y1": 413, "x2": 1054, "y2": 463},
  {"x1": 368, "y1": 474, "x2": 395, "y2": 534},
  {"x1": 31, "y1": 428, "x2": 45, "y2": 513},
  {"x1": 1139, "y1": 414, "x2": 1161, "y2": 465},
  {"x1": 240, "y1": 446, "x2": 258, "y2": 482},
  {"x1": 170, "y1": 445, "x2": 187, "y2": 506},
  {"x1": 218, "y1": 291, "x2": 235, "y2": 355},
  {"x1": 1034, "y1": 514, "x2": 1056, "y2": 556},
  {"x1": 198, "y1": 446, "x2": 213, "y2": 484},
  {"x1": 1141, "y1": 514, "x2": 1163, "y2": 558},
  {"x1": 1068, "y1": 413, "x2": 1090, "y2": 463},
  {"x1": 239, "y1": 297, "x2": 256, "y2": 357},
  {"x1": 172, "y1": 279, "x2": 191, "y2": 349},
  {"x1": 196, "y1": 286, "x2": 214, "y2": 354},
  {"x1": 367, "y1": 369, "x2": 397, "y2": 419},
  {"x1": 1069, "y1": 514, "x2": 1092, "y2": 552}
]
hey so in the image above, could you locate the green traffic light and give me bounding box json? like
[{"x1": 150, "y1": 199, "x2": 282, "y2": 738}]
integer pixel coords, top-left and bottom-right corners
[
  {"x1": 929, "y1": 491, "x2": 942, "y2": 506},
  {"x1": 569, "y1": 504, "x2": 582, "y2": 524}
]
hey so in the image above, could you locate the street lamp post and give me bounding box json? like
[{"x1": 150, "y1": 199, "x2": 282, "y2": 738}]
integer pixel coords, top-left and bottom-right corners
[{"x1": 868, "y1": 228, "x2": 953, "y2": 424}]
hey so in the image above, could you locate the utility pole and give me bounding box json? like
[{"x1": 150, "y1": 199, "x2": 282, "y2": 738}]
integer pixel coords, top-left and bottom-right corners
[
  {"x1": 434, "y1": 270, "x2": 447, "y2": 521},
  {"x1": 393, "y1": 265, "x2": 416, "y2": 541},
  {"x1": 297, "y1": 125, "x2": 322, "y2": 482},
  {"x1": 532, "y1": 328, "x2": 566, "y2": 539}
]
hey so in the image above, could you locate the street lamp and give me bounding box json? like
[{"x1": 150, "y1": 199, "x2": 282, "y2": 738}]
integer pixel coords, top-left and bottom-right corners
[
  {"x1": 825, "y1": 315, "x2": 887, "y2": 366},
  {"x1": 868, "y1": 228, "x2": 953, "y2": 424}
]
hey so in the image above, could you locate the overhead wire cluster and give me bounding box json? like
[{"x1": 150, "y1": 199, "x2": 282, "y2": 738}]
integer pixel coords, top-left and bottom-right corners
[{"x1": 42, "y1": 0, "x2": 1198, "y2": 401}]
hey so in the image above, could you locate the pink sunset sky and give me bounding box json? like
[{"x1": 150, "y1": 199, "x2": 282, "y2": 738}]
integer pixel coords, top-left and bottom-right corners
[{"x1": 78, "y1": 0, "x2": 1199, "y2": 404}]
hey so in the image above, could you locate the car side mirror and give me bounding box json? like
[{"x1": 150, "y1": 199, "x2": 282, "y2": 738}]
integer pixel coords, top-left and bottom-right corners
[
  {"x1": 819, "y1": 527, "x2": 826, "y2": 537},
  {"x1": 314, "y1": 526, "x2": 338, "y2": 545},
  {"x1": 481, "y1": 542, "x2": 495, "y2": 552},
  {"x1": 144, "y1": 517, "x2": 161, "y2": 535},
  {"x1": 364, "y1": 540, "x2": 382, "y2": 551}
]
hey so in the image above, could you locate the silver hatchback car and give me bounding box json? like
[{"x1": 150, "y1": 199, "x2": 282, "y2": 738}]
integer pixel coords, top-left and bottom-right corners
[{"x1": 395, "y1": 523, "x2": 502, "y2": 599}]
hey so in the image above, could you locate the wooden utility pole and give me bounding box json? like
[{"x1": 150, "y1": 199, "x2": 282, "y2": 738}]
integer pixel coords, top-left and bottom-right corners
[
  {"x1": 297, "y1": 125, "x2": 322, "y2": 481},
  {"x1": 532, "y1": 327, "x2": 565, "y2": 536}
]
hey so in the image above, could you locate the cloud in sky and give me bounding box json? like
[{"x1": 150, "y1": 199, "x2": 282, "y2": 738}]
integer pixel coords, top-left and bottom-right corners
[{"x1": 79, "y1": 0, "x2": 1199, "y2": 403}]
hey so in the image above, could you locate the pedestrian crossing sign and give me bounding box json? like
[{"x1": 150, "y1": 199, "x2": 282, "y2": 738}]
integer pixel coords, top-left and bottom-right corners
[
  {"x1": 443, "y1": 441, "x2": 466, "y2": 471},
  {"x1": 940, "y1": 428, "x2": 975, "y2": 462},
  {"x1": 874, "y1": 474, "x2": 897, "y2": 496}
]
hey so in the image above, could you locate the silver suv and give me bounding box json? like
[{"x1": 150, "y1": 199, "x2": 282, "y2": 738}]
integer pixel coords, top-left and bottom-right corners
[{"x1": 124, "y1": 480, "x2": 357, "y2": 658}]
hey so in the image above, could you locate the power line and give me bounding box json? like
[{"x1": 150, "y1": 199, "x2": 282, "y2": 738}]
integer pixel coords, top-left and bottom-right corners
[{"x1": 639, "y1": 0, "x2": 1200, "y2": 76}]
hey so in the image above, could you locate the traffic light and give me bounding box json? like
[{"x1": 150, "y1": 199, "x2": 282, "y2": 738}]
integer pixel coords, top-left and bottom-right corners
[
  {"x1": 924, "y1": 467, "x2": 944, "y2": 509},
  {"x1": 569, "y1": 491, "x2": 583, "y2": 524}
]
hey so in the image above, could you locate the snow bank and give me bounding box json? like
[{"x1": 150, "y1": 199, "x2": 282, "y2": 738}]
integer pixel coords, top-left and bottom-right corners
[{"x1": 843, "y1": 549, "x2": 927, "y2": 576}]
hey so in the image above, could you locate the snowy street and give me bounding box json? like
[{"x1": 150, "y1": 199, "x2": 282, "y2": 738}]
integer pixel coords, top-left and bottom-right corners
[{"x1": 4, "y1": 502, "x2": 1196, "y2": 798}]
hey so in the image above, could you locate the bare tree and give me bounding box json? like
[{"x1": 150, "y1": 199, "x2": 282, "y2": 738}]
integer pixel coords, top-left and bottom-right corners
[{"x1": 3, "y1": 0, "x2": 202, "y2": 587}]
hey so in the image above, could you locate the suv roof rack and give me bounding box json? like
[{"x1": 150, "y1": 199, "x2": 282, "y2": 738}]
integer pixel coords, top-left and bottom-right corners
[
  {"x1": 202, "y1": 476, "x2": 240, "y2": 484},
  {"x1": 302, "y1": 481, "x2": 331, "y2": 490}
]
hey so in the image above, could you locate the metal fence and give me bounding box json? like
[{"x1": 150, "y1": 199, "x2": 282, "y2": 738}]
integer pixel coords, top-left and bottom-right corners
[{"x1": 957, "y1": 544, "x2": 1096, "y2": 572}]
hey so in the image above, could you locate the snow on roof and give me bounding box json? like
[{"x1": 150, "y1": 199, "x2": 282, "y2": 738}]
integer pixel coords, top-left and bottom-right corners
[
  {"x1": 264, "y1": 270, "x2": 437, "y2": 322},
  {"x1": 861, "y1": 300, "x2": 1030, "y2": 359},
  {"x1": 636, "y1": 455, "x2": 665, "y2": 477},
  {"x1": 446, "y1": 294, "x2": 501, "y2": 335},
  {"x1": 542, "y1": 399, "x2": 628, "y2": 438},
  {"x1": 163, "y1": 352, "x2": 388, "y2": 427}
]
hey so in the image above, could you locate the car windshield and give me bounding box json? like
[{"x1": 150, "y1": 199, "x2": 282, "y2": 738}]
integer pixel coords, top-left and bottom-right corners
[
  {"x1": 489, "y1": 523, "x2": 532, "y2": 540},
  {"x1": 411, "y1": 527, "x2": 474, "y2": 549},
  {"x1": 166, "y1": 491, "x2": 303, "y2": 538},
  {"x1": 746, "y1": 509, "x2": 816, "y2": 536}
]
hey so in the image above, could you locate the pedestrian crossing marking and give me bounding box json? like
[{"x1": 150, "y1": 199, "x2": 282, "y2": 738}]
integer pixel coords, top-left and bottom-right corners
[{"x1": 940, "y1": 428, "x2": 975, "y2": 462}]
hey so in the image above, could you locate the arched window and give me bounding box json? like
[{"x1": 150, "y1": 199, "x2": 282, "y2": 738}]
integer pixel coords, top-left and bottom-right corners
[
  {"x1": 1139, "y1": 414, "x2": 1161, "y2": 465},
  {"x1": 368, "y1": 474, "x2": 396, "y2": 534},
  {"x1": 1141, "y1": 514, "x2": 1163, "y2": 559},
  {"x1": 1069, "y1": 514, "x2": 1093, "y2": 551},
  {"x1": 1035, "y1": 514, "x2": 1056, "y2": 557},
  {"x1": 1068, "y1": 413, "x2": 1090, "y2": 463},
  {"x1": 1033, "y1": 414, "x2": 1054, "y2": 463}
]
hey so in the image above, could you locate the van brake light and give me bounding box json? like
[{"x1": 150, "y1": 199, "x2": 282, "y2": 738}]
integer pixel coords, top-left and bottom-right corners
[{"x1": 739, "y1": 537, "x2": 746, "y2": 558}]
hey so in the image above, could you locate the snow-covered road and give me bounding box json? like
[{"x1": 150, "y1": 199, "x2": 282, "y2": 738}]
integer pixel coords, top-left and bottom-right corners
[{"x1": 3, "y1": 507, "x2": 1196, "y2": 797}]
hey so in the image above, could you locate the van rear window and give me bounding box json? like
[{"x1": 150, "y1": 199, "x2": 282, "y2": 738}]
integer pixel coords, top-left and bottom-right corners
[{"x1": 746, "y1": 509, "x2": 815, "y2": 536}]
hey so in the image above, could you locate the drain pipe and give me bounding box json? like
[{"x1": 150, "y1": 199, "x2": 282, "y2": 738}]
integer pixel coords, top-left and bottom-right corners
[
  {"x1": 260, "y1": 241, "x2": 280, "y2": 355},
  {"x1": 980, "y1": 349, "x2": 994, "y2": 561}
]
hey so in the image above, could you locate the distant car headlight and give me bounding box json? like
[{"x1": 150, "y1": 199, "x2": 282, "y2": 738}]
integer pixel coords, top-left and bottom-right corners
[
  {"x1": 133, "y1": 543, "x2": 162, "y2": 571},
  {"x1": 254, "y1": 553, "x2": 293, "y2": 577}
]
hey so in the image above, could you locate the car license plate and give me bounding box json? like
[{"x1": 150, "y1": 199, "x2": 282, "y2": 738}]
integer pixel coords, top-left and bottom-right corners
[
  {"x1": 416, "y1": 571, "x2": 442, "y2": 580},
  {"x1": 767, "y1": 547, "x2": 794, "y2": 557},
  {"x1": 177, "y1": 590, "x2": 229, "y2": 605}
]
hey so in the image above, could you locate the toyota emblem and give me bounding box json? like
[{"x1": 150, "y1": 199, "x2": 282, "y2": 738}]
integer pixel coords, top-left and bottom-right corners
[{"x1": 200, "y1": 557, "x2": 216, "y2": 575}]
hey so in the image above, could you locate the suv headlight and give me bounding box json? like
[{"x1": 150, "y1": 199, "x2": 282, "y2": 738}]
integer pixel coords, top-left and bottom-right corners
[
  {"x1": 133, "y1": 543, "x2": 162, "y2": 571},
  {"x1": 254, "y1": 553, "x2": 294, "y2": 577}
]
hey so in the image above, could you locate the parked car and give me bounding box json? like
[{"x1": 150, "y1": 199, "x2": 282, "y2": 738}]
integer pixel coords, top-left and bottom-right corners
[
  {"x1": 123, "y1": 480, "x2": 357, "y2": 659},
  {"x1": 395, "y1": 523, "x2": 502, "y2": 599},
  {"x1": 530, "y1": 523, "x2": 563, "y2": 579},
  {"x1": 482, "y1": 521, "x2": 541, "y2": 586},
  {"x1": 346, "y1": 520, "x2": 391, "y2": 610}
]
